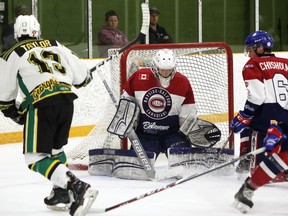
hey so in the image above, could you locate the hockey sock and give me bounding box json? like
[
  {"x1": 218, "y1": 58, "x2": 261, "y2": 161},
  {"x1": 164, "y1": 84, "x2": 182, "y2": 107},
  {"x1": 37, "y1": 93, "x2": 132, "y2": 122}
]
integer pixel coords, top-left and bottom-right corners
[
  {"x1": 52, "y1": 151, "x2": 68, "y2": 166},
  {"x1": 29, "y1": 156, "x2": 68, "y2": 182},
  {"x1": 249, "y1": 152, "x2": 288, "y2": 188}
]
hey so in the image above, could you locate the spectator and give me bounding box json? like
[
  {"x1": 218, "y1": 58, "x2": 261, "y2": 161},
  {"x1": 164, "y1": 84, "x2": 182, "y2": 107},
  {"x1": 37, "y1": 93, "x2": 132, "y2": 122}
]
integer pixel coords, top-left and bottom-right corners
[
  {"x1": 1, "y1": 4, "x2": 30, "y2": 53},
  {"x1": 97, "y1": 10, "x2": 128, "y2": 58},
  {"x1": 142, "y1": 6, "x2": 173, "y2": 44}
]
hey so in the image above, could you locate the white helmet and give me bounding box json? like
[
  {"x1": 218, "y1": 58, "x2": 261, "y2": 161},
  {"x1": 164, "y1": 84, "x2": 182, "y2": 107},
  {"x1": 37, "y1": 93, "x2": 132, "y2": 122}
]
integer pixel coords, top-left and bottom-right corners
[
  {"x1": 152, "y1": 49, "x2": 176, "y2": 87},
  {"x1": 14, "y1": 15, "x2": 41, "y2": 40}
]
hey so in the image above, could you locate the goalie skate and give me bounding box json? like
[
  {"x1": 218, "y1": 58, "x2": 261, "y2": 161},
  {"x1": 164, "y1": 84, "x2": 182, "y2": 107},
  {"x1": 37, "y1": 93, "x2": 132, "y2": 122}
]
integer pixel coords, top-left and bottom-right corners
[{"x1": 44, "y1": 186, "x2": 71, "y2": 211}]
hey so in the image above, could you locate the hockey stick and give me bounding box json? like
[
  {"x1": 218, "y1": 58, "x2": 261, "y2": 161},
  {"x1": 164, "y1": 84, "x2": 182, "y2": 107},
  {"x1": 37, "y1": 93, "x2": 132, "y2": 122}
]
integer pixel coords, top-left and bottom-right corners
[
  {"x1": 216, "y1": 130, "x2": 233, "y2": 157},
  {"x1": 90, "y1": 147, "x2": 265, "y2": 214},
  {"x1": 107, "y1": 99, "x2": 156, "y2": 179},
  {"x1": 90, "y1": 2, "x2": 156, "y2": 179}
]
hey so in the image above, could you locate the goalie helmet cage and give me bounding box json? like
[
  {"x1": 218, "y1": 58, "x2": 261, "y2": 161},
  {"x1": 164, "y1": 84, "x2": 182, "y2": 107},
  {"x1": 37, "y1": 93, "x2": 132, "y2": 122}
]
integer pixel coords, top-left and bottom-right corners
[{"x1": 67, "y1": 42, "x2": 234, "y2": 170}]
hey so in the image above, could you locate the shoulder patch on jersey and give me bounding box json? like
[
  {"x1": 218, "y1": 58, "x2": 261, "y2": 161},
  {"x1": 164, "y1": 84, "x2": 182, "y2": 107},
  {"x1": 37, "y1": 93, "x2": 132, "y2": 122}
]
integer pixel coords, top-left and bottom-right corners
[
  {"x1": 138, "y1": 73, "x2": 149, "y2": 80},
  {"x1": 245, "y1": 64, "x2": 254, "y2": 68}
]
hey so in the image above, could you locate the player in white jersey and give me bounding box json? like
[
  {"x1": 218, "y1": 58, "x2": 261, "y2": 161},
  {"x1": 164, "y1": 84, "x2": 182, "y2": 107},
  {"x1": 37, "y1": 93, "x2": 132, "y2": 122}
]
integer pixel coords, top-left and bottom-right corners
[
  {"x1": 121, "y1": 49, "x2": 197, "y2": 157},
  {"x1": 0, "y1": 15, "x2": 97, "y2": 215},
  {"x1": 230, "y1": 30, "x2": 288, "y2": 213}
]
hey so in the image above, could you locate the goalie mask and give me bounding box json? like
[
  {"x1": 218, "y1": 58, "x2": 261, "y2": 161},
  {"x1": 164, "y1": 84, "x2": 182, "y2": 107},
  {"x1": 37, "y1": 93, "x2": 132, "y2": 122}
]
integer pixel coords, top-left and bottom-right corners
[
  {"x1": 152, "y1": 49, "x2": 176, "y2": 88},
  {"x1": 14, "y1": 15, "x2": 41, "y2": 40}
]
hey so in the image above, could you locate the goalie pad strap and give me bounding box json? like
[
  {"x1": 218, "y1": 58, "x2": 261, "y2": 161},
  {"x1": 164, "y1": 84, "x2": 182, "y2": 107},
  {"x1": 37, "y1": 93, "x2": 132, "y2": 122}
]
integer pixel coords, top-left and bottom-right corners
[{"x1": 89, "y1": 148, "x2": 155, "y2": 158}]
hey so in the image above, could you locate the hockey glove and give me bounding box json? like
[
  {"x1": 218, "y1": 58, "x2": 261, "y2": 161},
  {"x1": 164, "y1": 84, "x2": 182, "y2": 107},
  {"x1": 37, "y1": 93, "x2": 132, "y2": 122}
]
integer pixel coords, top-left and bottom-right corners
[
  {"x1": 1, "y1": 105, "x2": 25, "y2": 125},
  {"x1": 263, "y1": 124, "x2": 286, "y2": 155},
  {"x1": 230, "y1": 111, "x2": 253, "y2": 133}
]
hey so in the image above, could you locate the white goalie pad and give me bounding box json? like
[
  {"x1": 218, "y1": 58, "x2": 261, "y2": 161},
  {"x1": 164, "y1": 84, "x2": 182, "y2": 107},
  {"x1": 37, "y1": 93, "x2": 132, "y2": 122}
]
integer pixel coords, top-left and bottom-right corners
[
  {"x1": 107, "y1": 98, "x2": 140, "y2": 138},
  {"x1": 180, "y1": 114, "x2": 221, "y2": 148},
  {"x1": 88, "y1": 148, "x2": 156, "y2": 181},
  {"x1": 167, "y1": 147, "x2": 234, "y2": 177}
]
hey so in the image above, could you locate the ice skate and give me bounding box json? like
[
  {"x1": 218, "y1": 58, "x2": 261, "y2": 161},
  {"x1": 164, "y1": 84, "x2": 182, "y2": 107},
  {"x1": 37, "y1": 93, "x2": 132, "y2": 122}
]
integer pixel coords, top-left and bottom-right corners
[
  {"x1": 44, "y1": 186, "x2": 71, "y2": 211},
  {"x1": 233, "y1": 177, "x2": 255, "y2": 213},
  {"x1": 67, "y1": 171, "x2": 98, "y2": 216}
]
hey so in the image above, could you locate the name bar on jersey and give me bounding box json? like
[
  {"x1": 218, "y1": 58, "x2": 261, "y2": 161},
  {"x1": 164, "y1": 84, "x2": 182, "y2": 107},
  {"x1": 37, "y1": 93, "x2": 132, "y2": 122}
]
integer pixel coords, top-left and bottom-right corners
[
  {"x1": 259, "y1": 61, "x2": 288, "y2": 71},
  {"x1": 20, "y1": 40, "x2": 54, "y2": 51}
]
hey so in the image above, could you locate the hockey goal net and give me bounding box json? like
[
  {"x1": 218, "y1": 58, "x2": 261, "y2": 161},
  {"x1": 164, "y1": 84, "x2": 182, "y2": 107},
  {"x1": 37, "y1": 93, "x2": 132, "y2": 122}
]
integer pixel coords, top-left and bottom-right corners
[{"x1": 67, "y1": 42, "x2": 234, "y2": 169}]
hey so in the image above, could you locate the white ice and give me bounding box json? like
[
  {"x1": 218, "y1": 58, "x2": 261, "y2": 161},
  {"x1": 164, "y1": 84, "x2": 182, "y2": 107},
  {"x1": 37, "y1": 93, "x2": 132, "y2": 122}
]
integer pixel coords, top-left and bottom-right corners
[
  {"x1": 0, "y1": 137, "x2": 288, "y2": 216},
  {"x1": 2, "y1": 53, "x2": 288, "y2": 215}
]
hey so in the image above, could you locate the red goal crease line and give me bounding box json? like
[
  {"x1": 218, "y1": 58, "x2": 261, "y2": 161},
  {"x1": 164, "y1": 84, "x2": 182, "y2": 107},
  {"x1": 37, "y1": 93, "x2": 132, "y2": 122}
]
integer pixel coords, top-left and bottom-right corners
[{"x1": 0, "y1": 112, "x2": 234, "y2": 145}]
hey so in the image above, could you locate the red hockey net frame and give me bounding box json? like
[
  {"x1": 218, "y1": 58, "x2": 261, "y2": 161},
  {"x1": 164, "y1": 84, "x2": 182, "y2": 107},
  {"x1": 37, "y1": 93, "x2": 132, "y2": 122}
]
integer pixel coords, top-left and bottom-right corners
[{"x1": 119, "y1": 42, "x2": 234, "y2": 149}]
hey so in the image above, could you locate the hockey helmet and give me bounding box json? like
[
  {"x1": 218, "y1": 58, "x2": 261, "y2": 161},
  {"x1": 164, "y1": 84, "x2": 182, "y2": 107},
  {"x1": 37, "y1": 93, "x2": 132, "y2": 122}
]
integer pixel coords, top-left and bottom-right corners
[
  {"x1": 245, "y1": 30, "x2": 274, "y2": 50},
  {"x1": 153, "y1": 49, "x2": 176, "y2": 71},
  {"x1": 152, "y1": 49, "x2": 177, "y2": 87},
  {"x1": 14, "y1": 15, "x2": 41, "y2": 40}
]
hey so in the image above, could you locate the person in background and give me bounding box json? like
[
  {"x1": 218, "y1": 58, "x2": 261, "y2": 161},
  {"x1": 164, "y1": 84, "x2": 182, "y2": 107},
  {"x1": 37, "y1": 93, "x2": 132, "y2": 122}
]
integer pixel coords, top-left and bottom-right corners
[
  {"x1": 1, "y1": 4, "x2": 30, "y2": 53},
  {"x1": 230, "y1": 30, "x2": 288, "y2": 213},
  {"x1": 0, "y1": 15, "x2": 97, "y2": 216},
  {"x1": 97, "y1": 10, "x2": 128, "y2": 58},
  {"x1": 142, "y1": 6, "x2": 173, "y2": 44}
]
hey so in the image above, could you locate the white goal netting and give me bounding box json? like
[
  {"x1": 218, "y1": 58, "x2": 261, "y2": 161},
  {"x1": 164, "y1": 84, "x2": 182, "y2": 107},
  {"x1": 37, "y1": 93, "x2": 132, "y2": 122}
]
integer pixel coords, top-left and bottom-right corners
[{"x1": 67, "y1": 42, "x2": 234, "y2": 169}]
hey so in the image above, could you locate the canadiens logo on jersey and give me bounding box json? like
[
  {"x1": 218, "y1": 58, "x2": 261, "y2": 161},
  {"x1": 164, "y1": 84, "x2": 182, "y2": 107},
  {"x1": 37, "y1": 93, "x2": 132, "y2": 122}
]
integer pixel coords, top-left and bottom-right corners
[
  {"x1": 142, "y1": 87, "x2": 172, "y2": 120},
  {"x1": 139, "y1": 73, "x2": 149, "y2": 80}
]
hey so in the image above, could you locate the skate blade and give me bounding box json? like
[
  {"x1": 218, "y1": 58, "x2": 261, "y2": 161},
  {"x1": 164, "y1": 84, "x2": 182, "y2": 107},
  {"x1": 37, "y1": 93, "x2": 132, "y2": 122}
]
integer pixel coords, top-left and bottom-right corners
[
  {"x1": 233, "y1": 199, "x2": 250, "y2": 213},
  {"x1": 74, "y1": 188, "x2": 98, "y2": 216},
  {"x1": 46, "y1": 203, "x2": 70, "y2": 211}
]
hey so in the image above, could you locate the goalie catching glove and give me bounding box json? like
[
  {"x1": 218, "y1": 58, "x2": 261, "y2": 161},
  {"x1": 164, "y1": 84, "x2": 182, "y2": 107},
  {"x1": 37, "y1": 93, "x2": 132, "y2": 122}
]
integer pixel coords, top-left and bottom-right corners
[
  {"x1": 107, "y1": 98, "x2": 140, "y2": 138},
  {"x1": 179, "y1": 113, "x2": 221, "y2": 148}
]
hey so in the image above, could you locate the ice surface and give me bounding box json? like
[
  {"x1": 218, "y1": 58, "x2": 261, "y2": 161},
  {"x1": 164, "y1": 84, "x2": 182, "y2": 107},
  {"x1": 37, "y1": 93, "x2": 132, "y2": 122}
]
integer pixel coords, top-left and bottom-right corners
[{"x1": 0, "y1": 138, "x2": 287, "y2": 216}]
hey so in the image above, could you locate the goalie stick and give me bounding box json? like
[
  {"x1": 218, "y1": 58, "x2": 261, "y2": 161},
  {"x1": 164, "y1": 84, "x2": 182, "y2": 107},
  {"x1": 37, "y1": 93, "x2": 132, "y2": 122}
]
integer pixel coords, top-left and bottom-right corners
[
  {"x1": 107, "y1": 98, "x2": 156, "y2": 179},
  {"x1": 216, "y1": 130, "x2": 234, "y2": 158},
  {"x1": 88, "y1": 1, "x2": 156, "y2": 179},
  {"x1": 90, "y1": 147, "x2": 265, "y2": 214}
]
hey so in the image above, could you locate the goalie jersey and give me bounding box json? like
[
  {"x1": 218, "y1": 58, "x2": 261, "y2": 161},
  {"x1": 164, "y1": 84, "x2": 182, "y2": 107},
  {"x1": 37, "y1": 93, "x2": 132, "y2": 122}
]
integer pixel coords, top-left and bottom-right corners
[
  {"x1": 122, "y1": 68, "x2": 197, "y2": 135},
  {"x1": 0, "y1": 39, "x2": 91, "y2": 112},
  {"x1": 242, "y1": 53, "x2": 288, "y2": 132}
]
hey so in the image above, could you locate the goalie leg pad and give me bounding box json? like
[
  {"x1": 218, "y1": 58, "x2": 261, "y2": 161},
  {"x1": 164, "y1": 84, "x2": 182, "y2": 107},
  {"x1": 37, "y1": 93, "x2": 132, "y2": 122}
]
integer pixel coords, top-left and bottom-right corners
[
  {"x1": 88, "y1": 148, "x2": 116, "y2": 176},
  {"x1": 88, "y1": 148, "x2": 156, "y2": 180},
  {"x1": 113, "y1": 150, "x2": 156, "y2": 181},
  {"x1": 167, "y1": 147, "x2": 234, "y2": 176}
]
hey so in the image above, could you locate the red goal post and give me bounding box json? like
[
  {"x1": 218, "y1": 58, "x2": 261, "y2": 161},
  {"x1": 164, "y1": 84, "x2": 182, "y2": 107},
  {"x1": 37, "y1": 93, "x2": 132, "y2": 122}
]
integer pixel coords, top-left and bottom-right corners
[{"x1": 119, "y1": 42, "x2": 234, "y2": 149}]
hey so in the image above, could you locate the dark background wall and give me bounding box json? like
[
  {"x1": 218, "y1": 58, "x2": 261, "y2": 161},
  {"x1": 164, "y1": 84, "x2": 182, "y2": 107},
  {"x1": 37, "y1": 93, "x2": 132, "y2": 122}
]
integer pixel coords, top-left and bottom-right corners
[{"x1": 1, "y1": 0, "x2": 287, "y2": 57}]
